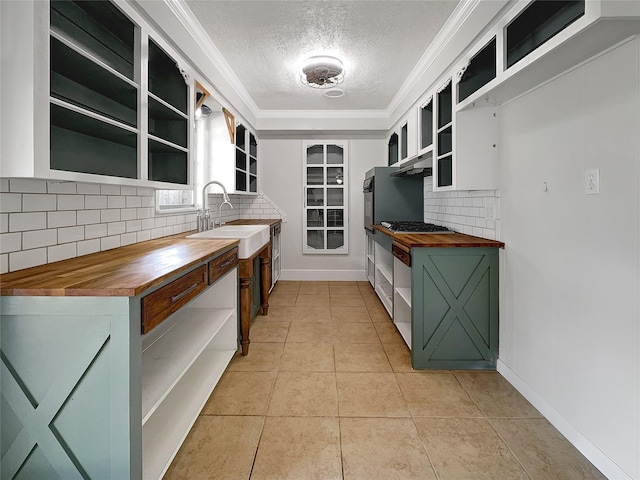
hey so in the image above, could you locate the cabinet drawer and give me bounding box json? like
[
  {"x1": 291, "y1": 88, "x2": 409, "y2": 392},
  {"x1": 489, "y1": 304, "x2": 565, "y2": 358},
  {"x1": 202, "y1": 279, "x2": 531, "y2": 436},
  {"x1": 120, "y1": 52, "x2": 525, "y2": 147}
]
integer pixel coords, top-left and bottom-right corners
[
  {"x1": 392, "y1": 242, "x2": 411, "y2": 267},
  {"x1": 208, "y1": 247, "x2": 238, "y2": 285},
  {"x1": 142, "y1": 265, "x2": 207, "y2": 334}
]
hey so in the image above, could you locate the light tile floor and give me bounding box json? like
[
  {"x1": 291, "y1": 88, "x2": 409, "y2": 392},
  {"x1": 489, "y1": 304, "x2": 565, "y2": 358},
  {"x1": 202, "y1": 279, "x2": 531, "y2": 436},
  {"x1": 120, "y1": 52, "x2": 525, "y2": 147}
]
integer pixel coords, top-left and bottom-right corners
[{"x1": 165, "y1": 281, "x2": 605, "y2": 480}]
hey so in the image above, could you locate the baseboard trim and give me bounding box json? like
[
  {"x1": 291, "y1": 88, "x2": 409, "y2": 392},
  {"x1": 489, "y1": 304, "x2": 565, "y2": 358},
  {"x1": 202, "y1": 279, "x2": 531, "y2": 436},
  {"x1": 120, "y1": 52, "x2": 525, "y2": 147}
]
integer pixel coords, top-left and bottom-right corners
[
  {"x1": 497, "y1": 359, "x2": 632, "y2": 480},
  {"x1": 280, "y1": 269, "x2": 367, "y2": 281}
]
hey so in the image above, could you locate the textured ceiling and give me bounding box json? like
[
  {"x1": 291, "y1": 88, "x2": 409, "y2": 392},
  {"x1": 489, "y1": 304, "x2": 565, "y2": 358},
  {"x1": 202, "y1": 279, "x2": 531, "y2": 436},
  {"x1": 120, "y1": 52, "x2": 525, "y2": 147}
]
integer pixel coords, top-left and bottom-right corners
[{"x1": 184, "y1": 1, "x2": 460, "y2": 111}]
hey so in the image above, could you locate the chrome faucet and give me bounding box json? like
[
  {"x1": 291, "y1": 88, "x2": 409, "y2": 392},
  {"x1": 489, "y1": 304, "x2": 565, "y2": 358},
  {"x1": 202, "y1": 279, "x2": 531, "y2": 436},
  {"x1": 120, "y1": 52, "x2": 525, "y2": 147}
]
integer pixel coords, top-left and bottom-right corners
[{"x1": 198, "y1": 180, "x2": 233, "y2": 232}]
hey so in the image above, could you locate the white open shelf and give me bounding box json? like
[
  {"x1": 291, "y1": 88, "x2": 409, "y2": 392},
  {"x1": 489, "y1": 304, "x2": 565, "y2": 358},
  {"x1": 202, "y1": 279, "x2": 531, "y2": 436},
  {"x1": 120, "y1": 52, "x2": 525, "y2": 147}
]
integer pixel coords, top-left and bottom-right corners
[
  {"x1": 395, "y1": 321, "x2": 411, "y2": 350},
  {"x1": 376, "y1": 262, "x2": 393, "y2": 285},
  {"x1": 395, "y1": 287, "x2": 411, "y2": 308},
  {"x1": 142, "y1": 344, "x2": 235, "y2": 480},
  {"x1": 142, "y1": 306, "x2": 235, "y2": 422},
  {"x1": 376, "y1": 281, "x2": 393, "y2": 316}
]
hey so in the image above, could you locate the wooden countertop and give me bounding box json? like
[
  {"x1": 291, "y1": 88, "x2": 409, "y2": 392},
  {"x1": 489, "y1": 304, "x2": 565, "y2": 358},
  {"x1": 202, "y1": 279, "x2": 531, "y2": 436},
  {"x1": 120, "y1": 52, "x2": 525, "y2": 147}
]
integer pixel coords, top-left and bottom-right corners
[
  {"x1": 373, "y1": 225, "x2": 505, "y2": 249},
  {"x1": 225, "y1": 219, "x2": 282, "y2": 227},
  {"x1": 0, "y1": 233, "x2": 239, "y2": 297}
]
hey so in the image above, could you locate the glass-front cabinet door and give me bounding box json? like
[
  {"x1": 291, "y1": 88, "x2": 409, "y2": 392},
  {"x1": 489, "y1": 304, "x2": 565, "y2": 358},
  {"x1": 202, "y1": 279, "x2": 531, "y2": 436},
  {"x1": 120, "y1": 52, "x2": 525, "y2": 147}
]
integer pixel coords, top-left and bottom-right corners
[{"x1": 303, "y1": 141, "x2": 348, "y2": 254}]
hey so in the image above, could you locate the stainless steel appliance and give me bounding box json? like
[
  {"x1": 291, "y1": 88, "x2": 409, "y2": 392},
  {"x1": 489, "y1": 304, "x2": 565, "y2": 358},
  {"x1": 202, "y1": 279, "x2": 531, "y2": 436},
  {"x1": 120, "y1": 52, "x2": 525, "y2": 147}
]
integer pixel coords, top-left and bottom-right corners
[{"x1": 363, "y1": 167, "x2": 423, "y2": 232}]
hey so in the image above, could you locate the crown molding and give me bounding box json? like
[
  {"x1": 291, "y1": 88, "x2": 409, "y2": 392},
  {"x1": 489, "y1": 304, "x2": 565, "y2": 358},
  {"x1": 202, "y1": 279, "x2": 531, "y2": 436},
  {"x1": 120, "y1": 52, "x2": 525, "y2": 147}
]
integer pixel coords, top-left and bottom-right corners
[
  {"x1": 256, "y1": 109, "x2": 388, "y2": 120},
  {"x1": 385, "y1": 0, "x2": 483, "y2": 118},
  {"x1": 163, "y1": 0, "x2": 261, "y2": 115}
]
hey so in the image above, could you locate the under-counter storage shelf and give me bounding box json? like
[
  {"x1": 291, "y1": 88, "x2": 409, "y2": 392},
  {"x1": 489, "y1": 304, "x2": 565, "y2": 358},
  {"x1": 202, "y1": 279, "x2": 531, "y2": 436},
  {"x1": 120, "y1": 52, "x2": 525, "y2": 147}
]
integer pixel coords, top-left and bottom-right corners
[
  {"x1": 393, "y1": 257, "x2": 412, "y2": 349},
  {"x1": 141, "y1": 306, "x2": 235, "y2": 423},
  {"x1": 142, "y1": 266, "x2": 238, "y2": 480}
]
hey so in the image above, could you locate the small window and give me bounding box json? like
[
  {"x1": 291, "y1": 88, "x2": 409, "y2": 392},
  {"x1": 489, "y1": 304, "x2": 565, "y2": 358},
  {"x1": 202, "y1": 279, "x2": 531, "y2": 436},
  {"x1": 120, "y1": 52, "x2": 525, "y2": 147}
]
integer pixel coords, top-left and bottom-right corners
[{"x1": 156, "y1": 189, "x2": 196, "y2": 211}]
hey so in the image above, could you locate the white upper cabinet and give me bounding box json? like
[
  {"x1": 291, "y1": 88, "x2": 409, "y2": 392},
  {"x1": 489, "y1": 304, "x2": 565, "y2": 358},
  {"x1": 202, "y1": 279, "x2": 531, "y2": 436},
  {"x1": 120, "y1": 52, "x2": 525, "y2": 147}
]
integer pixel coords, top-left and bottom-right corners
[
  {"x1": 412, "y1": 0, "x2": 640, "y2": 191},
  {"x1": 456, "y1": 0, "x2": 640, "y2": 111},
  {"x1": 1, "y1": 0, "x2": 193, "y2": 188}
]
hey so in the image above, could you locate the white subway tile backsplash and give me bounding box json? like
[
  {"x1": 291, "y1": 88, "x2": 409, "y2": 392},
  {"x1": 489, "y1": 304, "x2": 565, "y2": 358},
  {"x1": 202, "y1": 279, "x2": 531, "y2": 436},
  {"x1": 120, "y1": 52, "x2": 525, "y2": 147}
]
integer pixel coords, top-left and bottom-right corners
[
  {"x1": 10, "y1": 212, "x2": 47, "y2": 231},
  {"x1": 120, "y1": 232, "x2": 137, "y2": 246},
  {"x1": 77, "y1": 239, "x2": 101, "y2": 256},
  {"x1": 137, "y1": 207, "x2": 153, "y2": 219},
  {"x1": 23, "y1": 229, "x2": 58, "y2": 249},
  {"x1": 77, "y1": 183, "x2": 101, "y2": 194},
  {"x1": 137, "y1": 230, "x2": 151, "y2": 242},
  {"x1": 126, "y1": 196, "x2": 142, "y2": 208},
  {"x1": 77, "y1": 210, "x2": 101, "y2": 225},
  {"x1": 58, "y1": 226, "x2": 84, "y2": 244},
  {"x1": 48, "y1": 211, "x2": 76, "y2": 228},
  {"x1": 0, "y1": 180, "x2": 278, "y2": 272},
  {"x1": 48, "y1": 243, "x2": 77, "y2": 263},
  {"x1": 85, "y1": 223, "x2": 108, "y2": 239},
  {"x1": 107, "y1": 221, "x2": 126, "y2": 236},
  {"x1": 23, "y1": 194, "x2": 56, "y2": 212},
  {"x1": 101, "y1": 185, "x2": 121, "y2": 195},
  {"x1": 121, "y1": 208, "x2": 137, "y2": 221},
  {"x1": 47, "y1": 181, "x2": 77, "y2": 194},
  {"x1": 0, "y1": 232, "x2": 22, "y2": 254},
  {"x1": 101, "y1": 209, "x2": 120, "y2": 223},
  {"x1": 107, "y1": 195, "x2": 126, "y2": 209},
  {"x1": 1, "y1": 193, "x2": 22, "y2": 213},
  {"x1": 100, "y1": 235, "x2": 121, "y2": 251},
  {"x1": 10, "y1": 248, "x2": 47, "y2": 271},
  {"x1": 126, "y1": 219, "x2": 141, "y2": 232},
  {"x1": 85, "y1": 195, "x2": 108, "y2": 210},
  {"x1": 10, "y1": 179, "x2": 46, "y2": 193},
  {"x1": 57, "y1": 194, "x2": 85, "y2": 210}
]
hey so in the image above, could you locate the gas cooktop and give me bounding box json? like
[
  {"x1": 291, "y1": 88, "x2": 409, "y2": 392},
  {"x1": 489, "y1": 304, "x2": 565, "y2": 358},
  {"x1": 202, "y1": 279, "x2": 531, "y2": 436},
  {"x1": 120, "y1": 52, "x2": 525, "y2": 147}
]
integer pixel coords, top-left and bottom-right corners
[{"x1": 380, "y1": 221, "x2": 452, "y2": 233}]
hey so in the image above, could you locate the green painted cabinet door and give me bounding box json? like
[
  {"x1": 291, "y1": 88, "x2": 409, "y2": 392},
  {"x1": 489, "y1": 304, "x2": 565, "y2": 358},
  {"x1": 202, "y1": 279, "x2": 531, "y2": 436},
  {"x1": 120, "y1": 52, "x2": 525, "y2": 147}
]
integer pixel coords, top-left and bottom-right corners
[{"x1": 411, "y1": 247, "x2": 499, "y2": 370}]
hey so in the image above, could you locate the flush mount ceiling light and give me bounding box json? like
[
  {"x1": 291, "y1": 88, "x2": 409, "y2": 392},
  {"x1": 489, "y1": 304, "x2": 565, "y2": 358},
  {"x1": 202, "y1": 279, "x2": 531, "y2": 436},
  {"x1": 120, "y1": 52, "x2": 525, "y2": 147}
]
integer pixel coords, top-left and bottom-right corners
[{"x1": 300, "y1": 55, "x2": 345, "y2": 89}]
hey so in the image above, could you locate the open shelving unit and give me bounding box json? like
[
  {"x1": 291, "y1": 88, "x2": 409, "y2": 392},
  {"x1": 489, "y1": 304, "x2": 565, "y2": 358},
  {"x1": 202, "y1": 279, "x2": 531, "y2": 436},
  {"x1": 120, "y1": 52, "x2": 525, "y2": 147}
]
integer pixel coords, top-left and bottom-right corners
[
  {"x1": 366, "y1": 235, "x2": 375, "y2": 287},
  {"x1": 374, "y1": 244, "x2": 393, "y2": 316},
  {"x1": 141, "y1": 269, "x2": 237, "y2": 480},
  {"x1": 393, "y1": 258, "x2": 412, "y2": 349}
]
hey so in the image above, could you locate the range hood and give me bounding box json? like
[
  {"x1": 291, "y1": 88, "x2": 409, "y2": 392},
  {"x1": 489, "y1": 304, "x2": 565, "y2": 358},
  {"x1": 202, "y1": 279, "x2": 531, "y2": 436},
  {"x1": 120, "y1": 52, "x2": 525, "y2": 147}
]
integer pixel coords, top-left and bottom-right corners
[{"x1": 390, "y1": 151, "x2": 433, "y2": 177}]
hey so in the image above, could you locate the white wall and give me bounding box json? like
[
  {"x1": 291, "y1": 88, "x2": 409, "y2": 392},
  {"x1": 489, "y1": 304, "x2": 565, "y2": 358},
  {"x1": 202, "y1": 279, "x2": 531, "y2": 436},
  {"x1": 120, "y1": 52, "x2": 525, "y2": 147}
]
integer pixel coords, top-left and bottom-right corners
[
  {"x1": 497, "y1": 39, "x2": 640, "y2": 479},
  {"x1": 260, "y1": 138, "x2": 385, "y2": 280}
]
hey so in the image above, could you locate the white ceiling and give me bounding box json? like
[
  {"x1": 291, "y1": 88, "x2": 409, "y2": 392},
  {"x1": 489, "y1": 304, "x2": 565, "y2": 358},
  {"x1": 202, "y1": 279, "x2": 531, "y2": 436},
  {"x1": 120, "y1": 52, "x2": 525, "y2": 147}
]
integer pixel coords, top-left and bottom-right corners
[{"x1": 184, "y1": 1, "x2": 460, "y2": 112}]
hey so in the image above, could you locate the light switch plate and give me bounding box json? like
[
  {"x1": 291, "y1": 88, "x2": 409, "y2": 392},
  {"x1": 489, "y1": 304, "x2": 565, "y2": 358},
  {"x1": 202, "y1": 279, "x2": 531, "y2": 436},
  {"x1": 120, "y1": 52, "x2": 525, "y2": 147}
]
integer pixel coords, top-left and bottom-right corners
[{"x1": 584, "y1": 169, "x2": 600, "y2": 195}]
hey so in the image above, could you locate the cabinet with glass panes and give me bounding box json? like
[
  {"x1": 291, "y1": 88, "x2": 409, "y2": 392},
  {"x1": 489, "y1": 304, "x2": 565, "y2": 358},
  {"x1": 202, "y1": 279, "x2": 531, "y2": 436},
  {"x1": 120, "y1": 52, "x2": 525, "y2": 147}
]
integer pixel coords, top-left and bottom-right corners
[
  {"x1": 234, "y1": 123, "x2": 258, "y2": 194},
  {"x1": 1, "y1": 0, "x2": 191, "y2": 187},
  {"x1": 303, "y1": 141, "x2": 348, "y2": 254}
]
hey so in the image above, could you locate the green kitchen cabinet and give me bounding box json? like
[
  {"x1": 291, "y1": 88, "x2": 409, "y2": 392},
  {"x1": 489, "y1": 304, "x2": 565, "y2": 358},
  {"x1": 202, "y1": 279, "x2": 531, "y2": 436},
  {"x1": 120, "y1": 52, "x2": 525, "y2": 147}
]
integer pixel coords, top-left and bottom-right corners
[{"x1": 410, "y1": 247, "x2": 499, "y2": 370}]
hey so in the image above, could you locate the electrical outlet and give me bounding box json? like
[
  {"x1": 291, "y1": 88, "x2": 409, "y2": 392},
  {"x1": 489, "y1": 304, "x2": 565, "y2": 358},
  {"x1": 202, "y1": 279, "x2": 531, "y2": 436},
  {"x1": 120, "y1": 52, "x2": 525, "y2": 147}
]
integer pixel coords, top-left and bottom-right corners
[{"x1": 584, "y1": 169, "x2": 600, "y2": 195}]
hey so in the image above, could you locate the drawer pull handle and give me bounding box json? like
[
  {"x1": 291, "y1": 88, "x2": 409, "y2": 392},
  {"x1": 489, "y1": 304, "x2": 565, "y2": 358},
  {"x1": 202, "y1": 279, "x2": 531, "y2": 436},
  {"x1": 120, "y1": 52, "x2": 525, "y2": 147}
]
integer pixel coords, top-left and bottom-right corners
[
  {"x1": 219, "y1": 258, "x2": 236, "y2": 269},
  {"x1": 171, "y1": 283, "x2": 199, "y2": 303}
]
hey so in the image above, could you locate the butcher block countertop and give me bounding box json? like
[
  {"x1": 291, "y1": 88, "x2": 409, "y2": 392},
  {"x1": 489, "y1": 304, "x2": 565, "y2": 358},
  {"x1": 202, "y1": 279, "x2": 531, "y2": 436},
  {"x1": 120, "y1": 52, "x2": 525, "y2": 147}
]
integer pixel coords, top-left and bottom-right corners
[
  {"x1": 225, "y1": 218, "x2": 282, "y2": 227},
  {"x1": 0, "y1": 233, "x2": 239, "y2": 297},
  {"x1": 373, "y1": 225, "x2": 505, "y2": 249}
]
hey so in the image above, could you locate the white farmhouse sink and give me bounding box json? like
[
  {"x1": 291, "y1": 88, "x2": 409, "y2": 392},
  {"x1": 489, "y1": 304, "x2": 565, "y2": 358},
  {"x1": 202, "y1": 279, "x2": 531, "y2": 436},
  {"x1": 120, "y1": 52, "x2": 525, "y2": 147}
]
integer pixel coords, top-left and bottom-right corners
[{"x1": 187, "y1": 224, "x2": 270, "y2": 259}]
